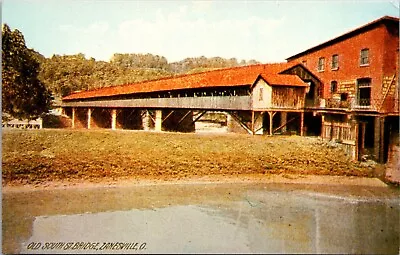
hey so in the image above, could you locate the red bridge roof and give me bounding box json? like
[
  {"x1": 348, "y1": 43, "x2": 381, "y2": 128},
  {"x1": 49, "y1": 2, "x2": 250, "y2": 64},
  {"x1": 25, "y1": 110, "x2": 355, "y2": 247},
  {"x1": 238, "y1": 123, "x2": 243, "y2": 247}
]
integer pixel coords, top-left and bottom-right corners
[{"x1": 63, "y1": 62, "x2": 306, "y2": 101}]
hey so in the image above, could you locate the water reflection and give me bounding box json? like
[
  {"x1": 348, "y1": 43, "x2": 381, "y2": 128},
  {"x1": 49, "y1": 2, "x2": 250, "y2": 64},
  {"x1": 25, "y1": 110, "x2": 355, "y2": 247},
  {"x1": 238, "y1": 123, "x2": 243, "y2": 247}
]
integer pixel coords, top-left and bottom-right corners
[{"x1": 17, "y1": 188, "x2": 399, "y2": 254}]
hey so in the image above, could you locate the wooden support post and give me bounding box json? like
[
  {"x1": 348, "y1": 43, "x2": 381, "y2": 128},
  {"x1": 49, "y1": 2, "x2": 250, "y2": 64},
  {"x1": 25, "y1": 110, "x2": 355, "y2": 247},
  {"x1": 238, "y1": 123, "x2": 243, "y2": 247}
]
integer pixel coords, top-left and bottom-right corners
[
  {"x1": 111, "y1": 109, "x2": 117, "y2": 130},
  {"x1": 228, "y1": 112, "x2": 253, "y2": 134},
  {"x1": 87, "y1": 108, "x2": 92, "y2": 129},
  {"x1": 273, "y1": 117, "x2": 297, "y2": 134},
  {"x1": 146, "y1": 110, "x2": 156, "y2": 124},
  {"x1": 72, "y1": 107, "x2": 76, "y2": 129},
  {"x1": 125, "y1": 109, "x2": 136, "y2": 120},
  {"x1": 192, "y1": 110, "x2": 207, "y2": 124},
  {"x1": 251, "y1": 111, "x2": 255, "y2": 135},
  {"x1": 175, "y1": 110, "x2": 192, "y2": 129},
  {"x1": 253, "y1": 112, "x2": 265, "y2": 135},
  {"x1": 281, "y1": 112, "x2": 287, "y2": 133},
  {"x1": 321, "y1": 115, "x2": 325, "y2": 140},
  {"x1": 374, "y1": 116, "x2": 385, "y2": 163},
  {"x1": 162, "y1": 110, "x2": 175, "y2": 124},
  {"x1": 155, "y1": 110, "x2": 162, "y2": 132},
  {"x1": 268, "y1": 111, "x2": 275, "y2": 135},
  {"x1": 353, "y1": 120, "x2": 359, "y2": 161},
  {"x1": 360, "y1": 122, "x2": 366, "y2": 160},
  {"x1": 300, "y1": 111, "x2": 304, "y2": 136},
  {"x1": 379, "y1": 116, "x2": 385, "y2": 163}
]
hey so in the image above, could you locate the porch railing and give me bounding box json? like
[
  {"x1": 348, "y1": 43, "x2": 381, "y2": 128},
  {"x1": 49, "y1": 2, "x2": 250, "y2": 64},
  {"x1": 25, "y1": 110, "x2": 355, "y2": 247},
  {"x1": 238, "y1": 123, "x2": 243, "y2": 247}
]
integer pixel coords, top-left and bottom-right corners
[{"x1": 322, "y1": 97, "x2": 399, "y2": 113}]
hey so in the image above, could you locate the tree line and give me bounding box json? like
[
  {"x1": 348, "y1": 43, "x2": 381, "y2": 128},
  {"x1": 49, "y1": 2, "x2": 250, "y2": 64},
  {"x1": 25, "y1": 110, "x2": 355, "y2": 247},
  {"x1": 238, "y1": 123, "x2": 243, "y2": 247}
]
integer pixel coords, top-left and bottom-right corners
[
  {"x1": 40, "y1": 53, "x2": 260, "y2": 97},
  {"x1": 2, "y1": 23, "x2": 260, "y2": 120}
]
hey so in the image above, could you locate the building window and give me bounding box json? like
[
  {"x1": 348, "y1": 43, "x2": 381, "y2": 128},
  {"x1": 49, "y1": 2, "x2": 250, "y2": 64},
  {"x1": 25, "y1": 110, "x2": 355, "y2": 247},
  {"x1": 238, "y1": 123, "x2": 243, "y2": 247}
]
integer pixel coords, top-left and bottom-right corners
[
  {"x1": 357, "y1": 78, "x2": 371, "y2": 106},
  {"x1": 360, "y1": 48, "x2": 369, "y2": 65},
  {"x1": 330, "y1": 81, "x2": 338, "y2": 93},
  {"x1": 318, "y1": 57, "x2": 325, "y2": 71},
  {"x1": 331, "y1": 54, "x2": 339, "y2": 69},
  {"x1": 259, "y1": 87, "x2": 263, "y2": 101},
  {"x1": 340, "y1": 93, "x2": 348, "y2": 101}
]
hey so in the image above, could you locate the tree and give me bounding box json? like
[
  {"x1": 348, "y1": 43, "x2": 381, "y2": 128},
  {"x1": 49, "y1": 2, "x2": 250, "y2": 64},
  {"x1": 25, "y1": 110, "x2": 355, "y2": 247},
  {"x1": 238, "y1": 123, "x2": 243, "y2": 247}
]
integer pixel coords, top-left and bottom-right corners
[{"x1": 2, "y1": 24, "x2": 51, "y2": 120}]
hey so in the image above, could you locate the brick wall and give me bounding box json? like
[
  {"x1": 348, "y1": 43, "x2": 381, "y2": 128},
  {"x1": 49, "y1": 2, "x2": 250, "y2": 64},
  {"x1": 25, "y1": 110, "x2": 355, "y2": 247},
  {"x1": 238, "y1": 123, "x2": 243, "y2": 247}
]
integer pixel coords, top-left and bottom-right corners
[{"x1": 288, "y1": 22, "x2": 399, "y2": 109}]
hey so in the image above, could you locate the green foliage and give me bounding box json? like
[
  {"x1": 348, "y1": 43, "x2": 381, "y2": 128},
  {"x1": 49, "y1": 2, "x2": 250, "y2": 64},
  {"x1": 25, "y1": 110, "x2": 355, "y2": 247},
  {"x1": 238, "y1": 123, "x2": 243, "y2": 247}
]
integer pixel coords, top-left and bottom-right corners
[
  {"x1": 185, "y1": 67, "x2": 222, "y2": 74},
  {"x1": 38, "y1": 53, "x2": 261, "y2": 98},
  {"x1": 39, "y1": 54, "x2": 174, "y2": 97},
  {"x1": 2, "y1": 24, "x2": 52, "y2": 120},
  {"x1": 2, "y1": 25, "x2": 261, "y2": 100},
  {"x1": 170, "y1": 56, "x2": 260, "y2": 73},
  {"x1": 110, "y1": 53, "x2": 169, "y2": 69}
]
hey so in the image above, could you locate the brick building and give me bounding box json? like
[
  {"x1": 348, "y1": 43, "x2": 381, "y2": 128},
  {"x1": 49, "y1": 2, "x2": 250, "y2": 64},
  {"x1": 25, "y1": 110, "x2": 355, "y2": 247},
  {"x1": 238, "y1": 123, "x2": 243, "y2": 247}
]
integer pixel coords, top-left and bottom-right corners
[{"x1": 287, "y1": 16, "x2": 399, "y2": 162}]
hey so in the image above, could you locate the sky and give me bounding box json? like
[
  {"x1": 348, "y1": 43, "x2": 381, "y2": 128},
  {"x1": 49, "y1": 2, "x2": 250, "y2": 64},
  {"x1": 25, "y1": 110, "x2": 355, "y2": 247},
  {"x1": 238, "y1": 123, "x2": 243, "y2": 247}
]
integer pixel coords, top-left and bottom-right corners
[{"x1": 2, "y1": 0, "x2": 399, "y2": 63}]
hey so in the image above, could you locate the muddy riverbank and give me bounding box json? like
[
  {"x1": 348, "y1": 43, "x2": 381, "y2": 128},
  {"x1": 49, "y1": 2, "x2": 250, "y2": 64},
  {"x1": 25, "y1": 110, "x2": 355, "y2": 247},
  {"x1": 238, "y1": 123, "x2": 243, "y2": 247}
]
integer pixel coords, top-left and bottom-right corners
[
  {"x1": 3, "y1": 129, "x2": 398, "y2": 253},
  {"x1": 3, "y1": 178, "x2": 399, "y2": 254},
  {"x1": 2, "y1": 129, "x2": 378, "y2": 186}
]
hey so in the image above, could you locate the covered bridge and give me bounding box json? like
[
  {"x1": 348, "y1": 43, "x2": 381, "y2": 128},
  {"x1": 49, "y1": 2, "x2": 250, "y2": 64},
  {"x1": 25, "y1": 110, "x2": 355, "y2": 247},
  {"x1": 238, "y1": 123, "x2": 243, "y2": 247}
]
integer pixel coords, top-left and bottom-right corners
[{"x1": 61, "y1": 62, "x2": 322, "y2": 135}]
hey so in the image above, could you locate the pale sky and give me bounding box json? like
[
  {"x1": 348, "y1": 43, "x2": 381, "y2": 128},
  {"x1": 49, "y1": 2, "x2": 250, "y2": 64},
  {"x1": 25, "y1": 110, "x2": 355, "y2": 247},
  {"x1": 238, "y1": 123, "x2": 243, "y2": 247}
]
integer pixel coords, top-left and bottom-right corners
[{"x1": 2, "y1": 0, "x2": 399, "y2": 63}]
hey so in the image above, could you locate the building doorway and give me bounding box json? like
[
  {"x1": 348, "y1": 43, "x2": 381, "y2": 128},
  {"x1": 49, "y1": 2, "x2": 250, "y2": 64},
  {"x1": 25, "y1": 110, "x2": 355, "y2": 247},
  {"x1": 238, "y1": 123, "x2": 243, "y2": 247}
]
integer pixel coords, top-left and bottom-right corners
[
  {"x1": 304, "y1": 112, "x2": 322, "y2": 136},
  {"x1": 357, "y1": 78, "x2": 372, "y2": 107},
  {"x1": 357, "y1": 115, "x2": 375, "y2": 159}
]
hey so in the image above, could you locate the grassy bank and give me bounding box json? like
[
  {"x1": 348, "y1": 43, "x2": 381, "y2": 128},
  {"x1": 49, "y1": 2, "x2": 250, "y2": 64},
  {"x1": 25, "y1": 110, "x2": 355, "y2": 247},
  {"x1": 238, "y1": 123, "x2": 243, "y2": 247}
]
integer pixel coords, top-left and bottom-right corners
[{"x1": 2, "y1": 129, "x2": 376, "y2": 185}]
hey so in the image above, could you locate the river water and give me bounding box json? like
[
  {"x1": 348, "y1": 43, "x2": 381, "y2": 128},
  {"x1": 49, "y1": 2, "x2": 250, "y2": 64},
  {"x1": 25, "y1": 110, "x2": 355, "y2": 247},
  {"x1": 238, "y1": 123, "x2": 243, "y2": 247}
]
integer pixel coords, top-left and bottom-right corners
[{"x1": 3, "y1": 182, "x2": 399, "y2": 254}]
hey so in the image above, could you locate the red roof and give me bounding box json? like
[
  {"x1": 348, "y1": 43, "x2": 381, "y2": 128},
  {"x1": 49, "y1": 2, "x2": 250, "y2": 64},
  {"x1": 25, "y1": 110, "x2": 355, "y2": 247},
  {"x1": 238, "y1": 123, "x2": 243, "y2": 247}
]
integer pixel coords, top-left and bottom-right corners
[
  {"x1": 63, "y1": 62, "x2": 306, "y2": 100},
  {"x1": 259, "y1": 73, "x2": 307, "y2": 87}
]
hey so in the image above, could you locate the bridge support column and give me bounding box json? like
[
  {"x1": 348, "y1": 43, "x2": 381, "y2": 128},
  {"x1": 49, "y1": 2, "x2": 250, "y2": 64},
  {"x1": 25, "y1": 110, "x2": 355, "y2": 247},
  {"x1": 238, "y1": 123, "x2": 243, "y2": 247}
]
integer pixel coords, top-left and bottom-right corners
[
  {"x1": 72, "y1": 107, "x2": 76, "y2": 129},
  {"x1": 300, "y1": 112, "x2": 304, "y2": 136},
  {"x1": 111, "y1": 109, "x2": 117, "y2": 130},
  {"x1": 352, "y1": 119, "x2": 359, "y2": 161},
  {"x1": 155, "y1": 110, "x2": 162, "y2": 132},
  {"x1": 267, "y1": 111, "x2": 276, "y2": 135},
  {"x1": 142, "y1": 110, "x2": 151, "y2": 131},
  {"x1": 87, "y1": 108, "x2": 92, "y2": 129},
  {"x1": 281, "y1": 112, "x2": 287, "y2": 133},
  {"x1": 269, "y1": 112, "x2": 273, "y2": 135}
]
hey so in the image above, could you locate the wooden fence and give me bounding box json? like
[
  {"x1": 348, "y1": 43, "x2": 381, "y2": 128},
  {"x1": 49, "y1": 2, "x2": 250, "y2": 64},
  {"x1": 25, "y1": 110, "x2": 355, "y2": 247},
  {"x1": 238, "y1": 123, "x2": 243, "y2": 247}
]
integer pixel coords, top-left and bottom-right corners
[
  {"x1": 2, "y1": 118, "x2": 43, "y2": 129},
  {"x1": 321, "y1": 121, "x2": 358, "y2": 160}
]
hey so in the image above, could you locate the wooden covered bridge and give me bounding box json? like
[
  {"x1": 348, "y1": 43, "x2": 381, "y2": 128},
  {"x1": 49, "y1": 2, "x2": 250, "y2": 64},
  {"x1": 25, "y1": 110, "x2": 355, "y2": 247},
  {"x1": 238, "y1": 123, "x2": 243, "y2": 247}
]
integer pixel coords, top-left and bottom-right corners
[{"x1": 61, "y1": 62, "x2": 322, "y2": 135}]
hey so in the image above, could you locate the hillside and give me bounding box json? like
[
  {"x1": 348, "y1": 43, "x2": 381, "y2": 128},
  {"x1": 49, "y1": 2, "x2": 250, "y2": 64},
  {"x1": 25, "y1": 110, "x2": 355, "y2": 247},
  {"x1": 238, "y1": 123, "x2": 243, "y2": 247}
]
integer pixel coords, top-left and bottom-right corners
[{"x1": 33, "y1": 52, "x2": 261, "y2": 97}]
